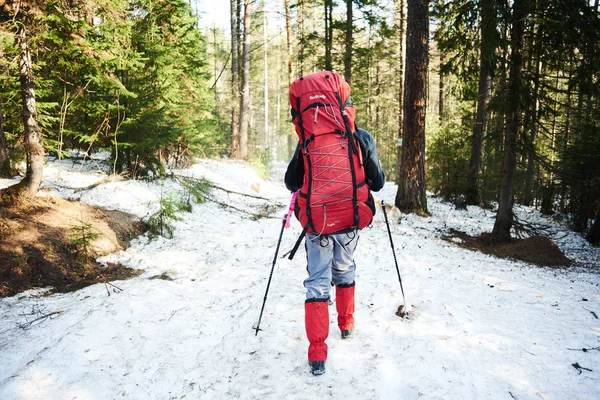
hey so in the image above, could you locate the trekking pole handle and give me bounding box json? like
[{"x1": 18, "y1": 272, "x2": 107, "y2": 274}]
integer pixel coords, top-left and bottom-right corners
[{"x1": 284, "y1": 190, "x2": 299, "y2": 228}]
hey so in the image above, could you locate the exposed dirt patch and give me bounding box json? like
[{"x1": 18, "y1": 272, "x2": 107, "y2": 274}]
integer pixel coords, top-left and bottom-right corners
[
  {"x1": 0, "y1": 194, "x2": 146, "y2": 297},
  {"x1": 443, "y1": 229, "x2": 571, "y2": 266}
]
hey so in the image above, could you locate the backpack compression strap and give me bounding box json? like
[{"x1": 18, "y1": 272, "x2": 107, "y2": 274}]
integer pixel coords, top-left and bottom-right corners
[
  {"x1": 296, "y1": 96, "x2": 317, "y2": 234},
  {"x1": 335, "y1": 92, "x2": 360, "y2": 228}
]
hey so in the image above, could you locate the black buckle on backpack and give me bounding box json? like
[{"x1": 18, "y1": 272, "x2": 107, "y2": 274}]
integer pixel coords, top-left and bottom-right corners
[
  {"x1": 303, "y1": 135, "x2": 314, "y2": 152},
  {"x1": 334, "y1": 129, "x2": 347, "y2": 138}
]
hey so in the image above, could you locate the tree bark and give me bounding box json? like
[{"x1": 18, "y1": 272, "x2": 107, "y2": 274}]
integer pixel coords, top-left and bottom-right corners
[
  {"x1": 395, "y1": 0, "x2": 428, "y2": 214},
  {"x1": 0, "y1": 100, "x2": 9, "y2": 177},
  {"x1": 491, "y1": 0, "x2": 528, "y2": 241},
  {"x1": 284, "y1": 0, "x2": 294, "y2": 156},
  {"x1": 230, "y1": 0, "x2": 240, "y2": 157},
  {"x1": 237, "y1": 0, "x2": 243, "y2": 78},
  {"x1": 298, "y1": 1, "x2": 305, "y2": 76},
  {"x1": 465, "y1": 0, "x2": 495, "y2": 206},
  {"x1": 324, "y1": 0, "x2": 333, "y2": 71},
  {"x1": 263, "y1": 2, "x2": 269, "y2": 151},
  {"x1": 375, "y1": 62, "x2": 381, "y2": 134},
  {"x1": 236, "y1": 0, "x2": 251, "y2": 159},
  {"x1": 16, "y1": 26, "x2": 44, "y2": 196},
  {"x1": 523, "y1": 27, "x2": 542, "y2": 207},
  {"x1": 0, "y1": 39, "x2": 7, "y2": 176},
  {"x1": 395, "y1": 0, "x2": 405, "y2": 185},
  {"x1": 344, "y1": 0, "x2": 353, "y2": 83},
  {"x1": 438, "y1": 52, "x2": 443, "y2": 122},
  {"x1": 587, "y1": 209, "x2": 600, "y2": 245}
]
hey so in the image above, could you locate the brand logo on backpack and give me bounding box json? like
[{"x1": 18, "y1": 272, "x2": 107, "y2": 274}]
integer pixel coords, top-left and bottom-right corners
[{"x1": 309, "y1": 94, "x2": 327, "y2": 100}]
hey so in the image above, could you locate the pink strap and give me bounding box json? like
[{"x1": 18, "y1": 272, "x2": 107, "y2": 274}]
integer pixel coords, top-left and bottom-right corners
[{"x1": 284, "y1": 191, "x2": 299, "y2": 228}]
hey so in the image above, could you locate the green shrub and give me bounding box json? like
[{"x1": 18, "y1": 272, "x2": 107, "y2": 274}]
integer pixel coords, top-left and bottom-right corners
[{"x1": 69, "y1": 221, "x2": 100, "y2": 259}]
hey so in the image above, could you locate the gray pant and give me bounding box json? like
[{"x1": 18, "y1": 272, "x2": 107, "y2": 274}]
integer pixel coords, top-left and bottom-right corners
[{"x1": 304, "y1": 230, "x2": 359, "y2": 300}]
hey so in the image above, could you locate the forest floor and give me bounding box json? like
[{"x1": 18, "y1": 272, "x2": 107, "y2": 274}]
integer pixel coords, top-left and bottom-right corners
[
  {"x1": 0, "y1": 177, "x2": 577, "y2": 299},
  {"x1": 0, "y1": 157, "x2": 598, "y2": 399},
  {"x1": 0, "y1": 193, "x2": 146, "y2": 297},
  {"x1": 442, "y1": 229, "x2": 573, "y2": 267}
]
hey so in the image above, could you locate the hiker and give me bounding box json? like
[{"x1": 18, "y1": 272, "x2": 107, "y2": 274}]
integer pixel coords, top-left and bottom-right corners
[{"x1": 284, "y1": 71, "x2": 385, "y2": 375}]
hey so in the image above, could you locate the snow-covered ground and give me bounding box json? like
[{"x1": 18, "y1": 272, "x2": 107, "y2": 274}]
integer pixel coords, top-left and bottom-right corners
[{"x1": 1, "y1": 157, "x2": 599, "y2": 400}]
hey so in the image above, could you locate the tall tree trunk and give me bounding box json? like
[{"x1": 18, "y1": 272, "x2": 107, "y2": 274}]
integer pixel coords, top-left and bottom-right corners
[
  {"x1": 237, "y1": 0, "x2": 252, "y2": 159},
  {"x1": 523, "y1": 26, "x2": 543, "y2": 207},
  {"x1": 284, "y1": 0, "x2": 294, "y2": 155},
  {"x1": 560, "y1": 57, "x2": 574, "y2": 212},
  {"x1": 324, "y1": 0, "x2": 333, "y2": 71},
  {"x1": 395, "y1": 0, "x2": 405, "y2": 185},
  {"x1": 237, "y1": 0, "x2": 243, "y2": 79},
  {"x1": 284, "y1": 0, "x2": 293, "y2": 85},
  {"x1": 212, "y1": 26, "x2": 218, "y2": 102},
  {"x1": 230, "y1": 0, "x2": 240, "y2": 157},
  {"x1": 344, "y1": 0, "x2": 353, "y2": 83},
  {"x1": 276, "y1": 30, "x2": 282, "y2": 159},
  {"x1": 0, "y1": 39, "x2": 7, "y2": 177},
  {"x1": 14, "y1": 26, "x2": 44, "y2": 196},
  {"x1": 587, "y1": 209, "x2": 600, "y2": 245},
  {"x1": 395, "y1": 0, "x2": 428, "y2": 214},
  {"x1": 465, "y1": 0, "x2": 495, "y2": 206},
  {"x1": 438, "y1": 52, "x2": 444, "y2": 122},
  {"x1": 263, "y1": 3, "x2": 269, "y2": 151},
  {"x1": 375, "y1": 62, "x2": 381, "y2": 135},
  {"x1": 491, "y1": 0, "x2": 528, "y2": 241},
  {"x1": 0, "y1": 100, "x2": 9, "y2": 177},
  {"x1": 298, "y1": 1, "x2": 305, "y2": 76}
]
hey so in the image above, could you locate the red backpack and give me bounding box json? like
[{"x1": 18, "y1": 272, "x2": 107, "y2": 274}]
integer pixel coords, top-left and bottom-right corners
[{"x1": 289, "y1": 71, "x2": 373, "y2": 236}]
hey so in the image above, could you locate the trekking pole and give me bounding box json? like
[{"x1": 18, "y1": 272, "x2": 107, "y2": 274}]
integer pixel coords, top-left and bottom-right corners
[
  {"x1": 255, "y1": 192, "x2": 298, "y2": 336},
  {"x1": 381, "y1": 199, "x2": 410, "y2": 316}
]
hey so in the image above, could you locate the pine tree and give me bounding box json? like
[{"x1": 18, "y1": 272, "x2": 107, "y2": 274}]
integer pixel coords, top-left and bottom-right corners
[
  {"x1": 236, "y1": 0, "x2": 252, "y2": 159},
  {"x1": 465, "y1": 0, "x2": 497, "y2": 206},
  {"x1": 395, "y1": 0, "x2": 429, "y2": 214},
  {"x1": 492, "y1": 0, "x2": 529, "y2": 241},
  {"x1": 0, "y1": 1, "x2": 44, "y2": 197},
  {"x1": 230, "y1": 0, "x2": 240, "y2": 157}
]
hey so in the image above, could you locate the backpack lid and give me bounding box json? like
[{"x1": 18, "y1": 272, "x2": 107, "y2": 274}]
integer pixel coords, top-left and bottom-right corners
[{"x1": 289, "y1": 71, "x2": 356, "y2": 138}]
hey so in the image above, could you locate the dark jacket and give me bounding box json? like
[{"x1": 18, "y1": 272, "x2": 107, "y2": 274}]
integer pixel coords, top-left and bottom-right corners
[{"x1": 284, "y1": 127, "x2": 385, "y2": 193}]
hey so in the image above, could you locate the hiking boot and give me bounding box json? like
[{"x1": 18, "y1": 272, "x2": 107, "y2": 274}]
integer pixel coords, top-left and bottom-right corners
[
  {"x1": 341, "y1": 329, "x2": 353, "y2": 340},
  {"x1": 309, "y1": 360, "x2": 326, "y2": 375}
]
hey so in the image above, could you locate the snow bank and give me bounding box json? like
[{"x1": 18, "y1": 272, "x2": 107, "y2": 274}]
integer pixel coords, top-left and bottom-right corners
[{"x1": 0, "y1": 157, "x2": 598, "y2": 400}]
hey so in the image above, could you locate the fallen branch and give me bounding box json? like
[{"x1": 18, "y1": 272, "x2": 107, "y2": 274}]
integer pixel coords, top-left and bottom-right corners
[
  {"x1": 103, "y1": 281, "x2": 123, "y2": 296},
  {"x1": 73, "y1": 175, "x2": 124, "y2": 193},
  {"x1": 572, "y1": 362, "x2": 593, "y2": 374},
  {"x1": 168, "y1": 307, "x2": 188, "y2": 321},
  {"x1": 512, "y1": 213, "x2": 553, "y2": 239},
  {"x1": 18, "y1": 310, "x2": 64, "y2": 330},
  {"x1": 568, "y1": 346, "x2": 600, "y2": 352},
  {"x1": 207, "y1": 194, "x2": 279, "y2": 220},
  {"x1": 107, "y1": 281, "x2": 123, "y2": 291},
  {"x1": 173, "y1": 174, "x2": 285, "y2": 206},
  {"x1": 583, "y1": 307, "x2": 598, "y2": 319}
]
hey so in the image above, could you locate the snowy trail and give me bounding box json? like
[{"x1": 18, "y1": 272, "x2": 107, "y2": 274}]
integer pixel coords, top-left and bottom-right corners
[{"x1": 1, "y1": 159, "x2": 599, "y2": 400}]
